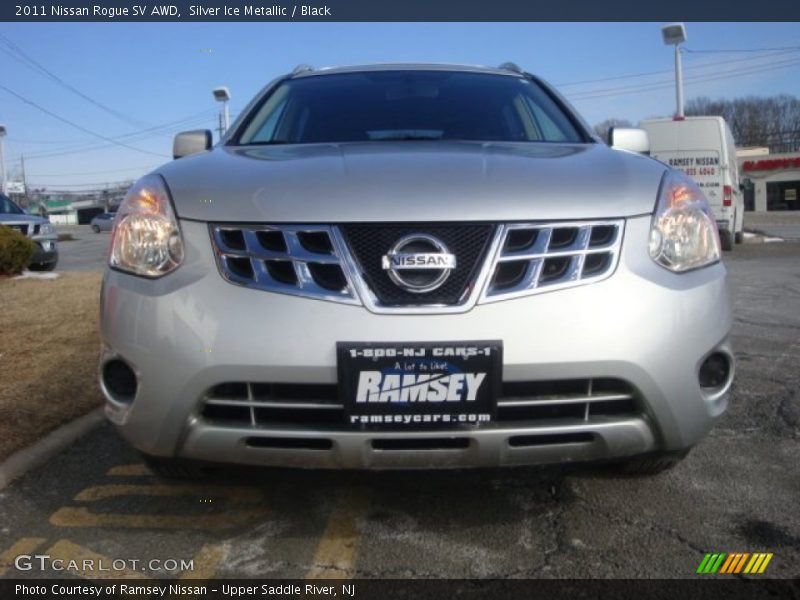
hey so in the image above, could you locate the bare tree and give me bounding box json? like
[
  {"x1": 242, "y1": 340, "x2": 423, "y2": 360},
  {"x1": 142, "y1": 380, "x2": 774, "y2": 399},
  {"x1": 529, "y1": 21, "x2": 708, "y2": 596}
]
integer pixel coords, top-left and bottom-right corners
[{"x1": 685, "y1": 95, "x2": 800, "y2": 153}]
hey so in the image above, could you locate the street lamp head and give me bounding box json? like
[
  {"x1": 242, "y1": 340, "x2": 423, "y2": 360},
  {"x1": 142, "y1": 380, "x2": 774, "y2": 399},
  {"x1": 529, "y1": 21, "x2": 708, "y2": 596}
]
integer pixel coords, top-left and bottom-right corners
[
  {"x1": 0, "y1": 124, "x2": 7, "y2": 137},
  {"x1": 212, "y1": 87, "x2": 231, "y2": 102},
  {"x1": 661, "y1": 23, "x2": 687, "y2": 46}
]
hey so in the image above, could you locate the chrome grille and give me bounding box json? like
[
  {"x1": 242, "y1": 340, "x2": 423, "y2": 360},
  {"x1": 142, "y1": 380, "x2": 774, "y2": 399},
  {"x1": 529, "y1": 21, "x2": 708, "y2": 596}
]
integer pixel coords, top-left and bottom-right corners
[
  {"x1": 481, "y1": 220, "x2": 623, "y2": 302},
  {"x1": 210, "y1": 220, "x2": 624, "y2": 312},
  {"x1": 210, "y1": 224, "x2": 359, "y2": 304},
  {"x1": 200, "y1": 378, "x2": 638, "y2": 429}
]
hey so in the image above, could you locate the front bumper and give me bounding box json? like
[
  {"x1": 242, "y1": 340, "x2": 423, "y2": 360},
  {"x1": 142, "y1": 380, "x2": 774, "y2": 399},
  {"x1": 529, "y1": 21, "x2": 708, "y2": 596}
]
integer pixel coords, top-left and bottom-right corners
[{"x1": 99, "y1": 216, "x2": 733, "y2": 469}]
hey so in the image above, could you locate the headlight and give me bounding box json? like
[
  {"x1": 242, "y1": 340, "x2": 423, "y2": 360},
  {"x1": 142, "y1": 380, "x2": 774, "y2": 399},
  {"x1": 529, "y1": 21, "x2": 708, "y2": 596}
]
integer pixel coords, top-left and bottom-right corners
[
  {"x1": 39, "y1": 223, "x2": 55, "y2": 235},
  {"x1": 109, "y1": 174, "x2": 184, "y2": 278},
  {"x1": 649, "y1": 169, "x2": 720, "y2": 272}
]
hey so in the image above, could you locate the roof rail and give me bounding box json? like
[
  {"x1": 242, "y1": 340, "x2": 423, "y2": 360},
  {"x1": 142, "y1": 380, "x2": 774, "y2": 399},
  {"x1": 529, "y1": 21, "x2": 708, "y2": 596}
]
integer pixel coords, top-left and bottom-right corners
[
  {"x1": 498, "y1": 62, "x2": 523, "y2": 74},
  {"x1": 291, "y1": 64, "x2": 314, "y2": 75}
]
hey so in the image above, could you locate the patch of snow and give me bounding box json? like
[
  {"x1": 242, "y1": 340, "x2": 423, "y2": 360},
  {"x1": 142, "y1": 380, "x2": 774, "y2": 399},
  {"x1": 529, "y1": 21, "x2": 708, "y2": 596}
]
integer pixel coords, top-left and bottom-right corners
[{"x1": 13, "y1": 270, "x2": 60, "y2": 280}]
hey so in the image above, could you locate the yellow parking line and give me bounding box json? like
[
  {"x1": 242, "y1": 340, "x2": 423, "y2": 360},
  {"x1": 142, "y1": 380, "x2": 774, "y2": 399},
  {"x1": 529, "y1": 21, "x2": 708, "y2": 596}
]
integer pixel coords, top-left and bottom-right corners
[
  {"x1": 74, "y1": 483, "x2": 264, "y2": 503},
  {"x1": 44, "y1": 539, "x2": 146, "y2": 579},
  {"x1": 106, "y1": 464, "x2": 152, "y2": 476},
  {"x1": 0, "y1": 538, "x2": 47, "y2": 577},
  {"x1": 49, "y1": 506, "x2": 266, "y2": 530},
  {"x1": 305, "y1": 488, "x2": 371, "y2": 580},
  {"x1": 180, "y1": 543, "x2": 226, "y2": 579}
]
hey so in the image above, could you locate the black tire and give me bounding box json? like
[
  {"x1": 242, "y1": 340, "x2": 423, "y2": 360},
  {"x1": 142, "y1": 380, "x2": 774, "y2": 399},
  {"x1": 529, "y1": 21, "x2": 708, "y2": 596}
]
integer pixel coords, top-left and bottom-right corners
[
  {"x1": 720, "y1": 230, "x2": 734, "y2": 252},
  {"x1": 613, "y1": 450, "x2": 690, "y2": 476},
  {"x1": 735, "y1": 231, "x2": 744, "y2": 244},
  {"x1": 142, "y1": 455, "x2": 208, "y2": 480},
  {"x1": 91, "y1": 224, "x2": 100, "y2": 233}
]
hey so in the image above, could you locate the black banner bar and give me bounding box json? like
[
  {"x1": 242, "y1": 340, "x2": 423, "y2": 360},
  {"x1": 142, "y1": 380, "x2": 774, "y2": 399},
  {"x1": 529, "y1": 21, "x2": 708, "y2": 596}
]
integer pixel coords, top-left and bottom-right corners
[
  {"x1": 2, "y1": 0, "x2": 800, "y2": 22},
  {"x1": 3, "y1": 579, "x2": 800, "y2": 600}
]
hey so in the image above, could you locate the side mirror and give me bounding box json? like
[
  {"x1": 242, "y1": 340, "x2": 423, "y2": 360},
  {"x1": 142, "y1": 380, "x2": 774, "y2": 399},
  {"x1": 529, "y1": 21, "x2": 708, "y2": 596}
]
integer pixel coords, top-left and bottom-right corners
[
  {"x1": 173, "y1": 130, "x2": 212, "y2": 159},
  {"x1": 608, "y1": 127, "x2": 650, "y2": 154}
]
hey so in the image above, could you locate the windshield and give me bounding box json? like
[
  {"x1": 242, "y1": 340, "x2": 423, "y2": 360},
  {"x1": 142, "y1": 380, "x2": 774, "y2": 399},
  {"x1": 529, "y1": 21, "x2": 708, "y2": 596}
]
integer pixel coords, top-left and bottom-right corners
[
  {"x1": 236, "y1": 71, "x2": 586, "y2": 145},
  {"x1": 0, "y1": 194, "x2": 24, "y2": 215}
]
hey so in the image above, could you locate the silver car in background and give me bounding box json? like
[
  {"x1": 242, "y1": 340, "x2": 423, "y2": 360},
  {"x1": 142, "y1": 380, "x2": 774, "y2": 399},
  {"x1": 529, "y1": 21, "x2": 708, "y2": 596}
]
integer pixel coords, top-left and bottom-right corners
[
  {"x1": 90, "y1": 212, "x2": 116, "y2": 233},
  {"x1": 99, "y1": 64, "x2": 733, "y2": 477}
]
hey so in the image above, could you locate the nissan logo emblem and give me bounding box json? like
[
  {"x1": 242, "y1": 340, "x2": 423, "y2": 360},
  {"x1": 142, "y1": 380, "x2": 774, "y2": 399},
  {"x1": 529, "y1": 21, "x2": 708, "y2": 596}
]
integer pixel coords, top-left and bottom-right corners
[{"x1": 381, "y1": 234, "x2": 457, "y2": 293}]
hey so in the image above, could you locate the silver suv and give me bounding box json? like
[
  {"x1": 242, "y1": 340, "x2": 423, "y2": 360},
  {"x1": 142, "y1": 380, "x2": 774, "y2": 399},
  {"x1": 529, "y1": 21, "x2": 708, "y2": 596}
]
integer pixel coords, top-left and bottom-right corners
[
  {"x1": 0, "y1": 193, "x2": 59, "y2": 271},
  {"x1": 99, "y1": 64, "x2": 733, "y2": 477}
]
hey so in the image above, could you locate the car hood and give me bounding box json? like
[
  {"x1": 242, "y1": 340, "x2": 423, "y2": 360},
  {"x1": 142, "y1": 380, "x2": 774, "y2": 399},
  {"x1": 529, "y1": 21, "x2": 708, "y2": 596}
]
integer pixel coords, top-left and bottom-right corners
[{"x1": 157, "y1": 141, "x2": 666, "y2": 223}]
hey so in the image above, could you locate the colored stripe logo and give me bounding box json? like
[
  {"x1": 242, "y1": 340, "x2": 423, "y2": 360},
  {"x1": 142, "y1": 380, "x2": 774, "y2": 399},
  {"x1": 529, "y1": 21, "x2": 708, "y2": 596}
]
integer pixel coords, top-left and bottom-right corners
[{"x1": 696, "y1": 552, "x2": 773, "y2": 574}]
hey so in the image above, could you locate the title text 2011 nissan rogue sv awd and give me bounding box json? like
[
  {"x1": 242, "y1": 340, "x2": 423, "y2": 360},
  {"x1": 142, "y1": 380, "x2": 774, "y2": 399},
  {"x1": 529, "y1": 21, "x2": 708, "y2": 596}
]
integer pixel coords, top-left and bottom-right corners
[{"x1": 99, "y1": 63, "x2": 734, "y2": 477}]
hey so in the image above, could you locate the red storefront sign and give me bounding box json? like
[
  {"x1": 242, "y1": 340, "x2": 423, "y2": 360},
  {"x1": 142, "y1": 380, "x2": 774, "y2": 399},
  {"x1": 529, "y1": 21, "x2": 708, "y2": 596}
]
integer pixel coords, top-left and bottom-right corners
[{"x1": 742, "y1": 157, "x2": 800, "y2": 171}]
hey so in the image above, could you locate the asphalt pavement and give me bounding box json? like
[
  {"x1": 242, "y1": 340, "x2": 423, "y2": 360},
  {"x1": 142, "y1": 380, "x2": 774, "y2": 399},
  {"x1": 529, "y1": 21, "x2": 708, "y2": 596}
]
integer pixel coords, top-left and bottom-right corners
[
  {"x1": 55, "y1": 225, "x2": 110, "y2": 271},
  {"x1": 2, "y1": 238, "x2": 798, "y2": 580}
]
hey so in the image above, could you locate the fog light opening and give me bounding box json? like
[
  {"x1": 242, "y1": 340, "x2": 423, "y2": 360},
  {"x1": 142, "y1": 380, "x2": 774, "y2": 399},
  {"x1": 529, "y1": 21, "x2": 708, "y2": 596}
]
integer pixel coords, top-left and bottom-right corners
[
  {"x1": 103, "y1": 359, "x2": 138, "y2": 403},
  {"x1": 699, "y1": 353, "x2": 731, "y2": 389}
]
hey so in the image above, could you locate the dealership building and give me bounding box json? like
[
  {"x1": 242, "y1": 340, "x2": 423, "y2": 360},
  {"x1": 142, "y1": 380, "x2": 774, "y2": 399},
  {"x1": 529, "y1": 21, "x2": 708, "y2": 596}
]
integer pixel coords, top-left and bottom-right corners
[{"x1": 738, "y1": 149, "x2": 800, "y2": 212}]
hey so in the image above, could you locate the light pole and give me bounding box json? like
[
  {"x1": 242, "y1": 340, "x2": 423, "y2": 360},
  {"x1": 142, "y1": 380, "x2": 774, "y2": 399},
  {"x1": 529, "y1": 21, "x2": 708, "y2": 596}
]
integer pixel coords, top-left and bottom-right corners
[
  {"x1": 0, "y1": 124, "x2": 7, "y2": 195},
  {"x1": 662, "y1": 23, "x2": 687, "y2": 119},
  {"x1": 212, "y1": 87, "x2": 231, "y2": 138}
]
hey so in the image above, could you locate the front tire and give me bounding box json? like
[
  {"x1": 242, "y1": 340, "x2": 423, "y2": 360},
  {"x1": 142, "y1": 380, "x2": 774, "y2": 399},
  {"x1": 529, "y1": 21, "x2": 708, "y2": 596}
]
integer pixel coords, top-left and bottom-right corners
[
  {"x1": 720, "y1": 230, "x2": 734, "y2": 252},
  {"x1": 142, "y1": 455, "x2": 208, "y2": 479},
  {"x1": 612, "y1": 450, "x2": 690, "y2": 476},
  {"x1": 735, "y1": 231, "x2": 744, "y2": 244},
  {"x1": 91, "y1": 225, "x2": 100, "y2": 233}
]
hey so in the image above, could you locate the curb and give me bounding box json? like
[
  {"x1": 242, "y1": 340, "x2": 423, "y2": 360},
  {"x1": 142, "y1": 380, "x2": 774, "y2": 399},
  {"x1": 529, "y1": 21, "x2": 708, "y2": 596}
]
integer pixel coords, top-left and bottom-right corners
[{"x1": 0, "y1": 407, "x2": 105, "y2": 491}]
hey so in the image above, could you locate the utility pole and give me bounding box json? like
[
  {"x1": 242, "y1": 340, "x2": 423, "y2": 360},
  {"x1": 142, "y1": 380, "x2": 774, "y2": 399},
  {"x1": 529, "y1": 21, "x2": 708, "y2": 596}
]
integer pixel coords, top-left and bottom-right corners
[
  {"x1": 216, "y1": 112, "x2": 225, "y2": 140},
  {"x1": 661, "y1": 23, "x2": 687, "y2": 119},
  {"x1": 0, "y1": 124, "x2": 7, "y2": 195},
  {"x1": 21, "y1": 154, "x2": 29, "y2": 206}
]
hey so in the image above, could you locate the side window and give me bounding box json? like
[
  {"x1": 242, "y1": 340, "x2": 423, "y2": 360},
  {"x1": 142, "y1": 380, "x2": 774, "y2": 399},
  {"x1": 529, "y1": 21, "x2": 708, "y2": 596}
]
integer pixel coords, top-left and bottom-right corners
[
  {"x1": 240, "y1": 85, "x2": 290, "y2": 143},
  {"x1": 251, "y1": 96, "x2": 289, "y2": 142},
  {"x1": 526, "y1": 100, "x2": 569, "y2": 142}
]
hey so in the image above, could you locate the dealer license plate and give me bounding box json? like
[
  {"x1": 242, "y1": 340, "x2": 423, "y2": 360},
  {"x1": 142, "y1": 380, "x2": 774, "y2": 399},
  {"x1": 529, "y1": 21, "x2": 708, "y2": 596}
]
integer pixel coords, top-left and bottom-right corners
[{"x1": 337, "y1": 341, "x2": 502, "y2": 427}]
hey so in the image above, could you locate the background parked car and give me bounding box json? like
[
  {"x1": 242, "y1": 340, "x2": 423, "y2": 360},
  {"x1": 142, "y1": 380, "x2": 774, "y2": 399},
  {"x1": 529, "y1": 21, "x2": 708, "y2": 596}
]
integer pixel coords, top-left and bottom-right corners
[
  {"x1": 90, "y1": 212, "x2": 116, "y2": 233},
  {"x1": 0, "y1": 193, "x2": 59, "y2": 271}
]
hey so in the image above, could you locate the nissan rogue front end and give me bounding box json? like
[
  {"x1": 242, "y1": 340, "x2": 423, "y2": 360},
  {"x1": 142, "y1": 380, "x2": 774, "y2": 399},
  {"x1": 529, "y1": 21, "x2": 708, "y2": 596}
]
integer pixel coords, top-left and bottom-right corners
[{"x1": 99, "y1": 63, "x2": 733, "y2": 476}]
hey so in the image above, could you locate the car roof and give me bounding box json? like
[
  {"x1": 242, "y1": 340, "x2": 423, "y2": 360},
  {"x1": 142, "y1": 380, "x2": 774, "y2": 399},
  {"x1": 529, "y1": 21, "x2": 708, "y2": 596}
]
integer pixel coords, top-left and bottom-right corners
[{"x1": 289, "y1": 63, "x2": 526, "y2": 79}]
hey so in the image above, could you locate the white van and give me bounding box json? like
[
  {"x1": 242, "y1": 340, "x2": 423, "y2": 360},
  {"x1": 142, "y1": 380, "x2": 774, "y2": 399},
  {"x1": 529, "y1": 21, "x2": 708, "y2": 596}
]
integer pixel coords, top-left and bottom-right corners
[{"x1": 640, "y1": 116, "x2": 744, "y2": 251}]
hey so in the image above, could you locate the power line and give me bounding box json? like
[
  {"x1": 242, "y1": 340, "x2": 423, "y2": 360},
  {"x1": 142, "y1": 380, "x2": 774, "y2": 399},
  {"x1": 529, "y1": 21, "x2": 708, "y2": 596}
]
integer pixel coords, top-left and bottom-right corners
[
  {"x1": 0, "y1": 83, "x2": 170, "y2": 158},
  {"x1": 25, "y1": 164, "x2": 160, "y2": 177},
  {"x1": 0, "y1": 32, "x2": 150, "y2": 129},
  {"x1": 567, "y1": 57, "x2": 800, "y2": 101},
  {"x1": 29, "y1": 181, "x2": 134, "y2": 189},
  {"x1": 556, "y1": 49, "x2": 800, "y2": 88},
  {"x1": 19, "y1": 110, "x2": 217, "y2": 160},
  {"x1": 684, "y1": 46, "x2": 800, "y2": 54}
]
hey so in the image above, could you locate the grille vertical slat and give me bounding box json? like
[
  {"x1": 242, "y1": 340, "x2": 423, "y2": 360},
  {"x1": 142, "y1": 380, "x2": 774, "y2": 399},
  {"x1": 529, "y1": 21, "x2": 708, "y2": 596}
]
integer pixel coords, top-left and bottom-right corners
[
  {"x1": 483, "y1": 220, "x2": 623, "y2": 301},
  {"x1": 211, "y1": 224, "x2": 359, "y2": 304}
]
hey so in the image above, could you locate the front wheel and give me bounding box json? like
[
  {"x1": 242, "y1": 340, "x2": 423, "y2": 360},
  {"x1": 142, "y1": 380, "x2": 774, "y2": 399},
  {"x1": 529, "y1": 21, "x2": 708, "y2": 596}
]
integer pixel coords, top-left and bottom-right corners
[
  {"x1": 91, "y1": 225, "x2": 100, "y2": 233},
  {"x1": 142, "y1": 455, "x2": 208, "y2": 479},
  {"x1": 735, "y1": 231, "x2": 744, "y2": 244},
  {"x1": 720, "y1": 230, "x2": 734, "y2": 252},
  {"x1": 611, "y1": 449, "x2": 690, "y2": 476}
]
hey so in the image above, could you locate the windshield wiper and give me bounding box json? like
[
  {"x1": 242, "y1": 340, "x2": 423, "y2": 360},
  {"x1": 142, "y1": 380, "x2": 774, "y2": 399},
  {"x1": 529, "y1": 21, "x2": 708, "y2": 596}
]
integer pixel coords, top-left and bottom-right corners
[
  {"x1": 240, "y1": 140, "x2": 294, "y2": 146},
  {"x1": 368, "y1": 135, "x2": 443, "y2": 142}
]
